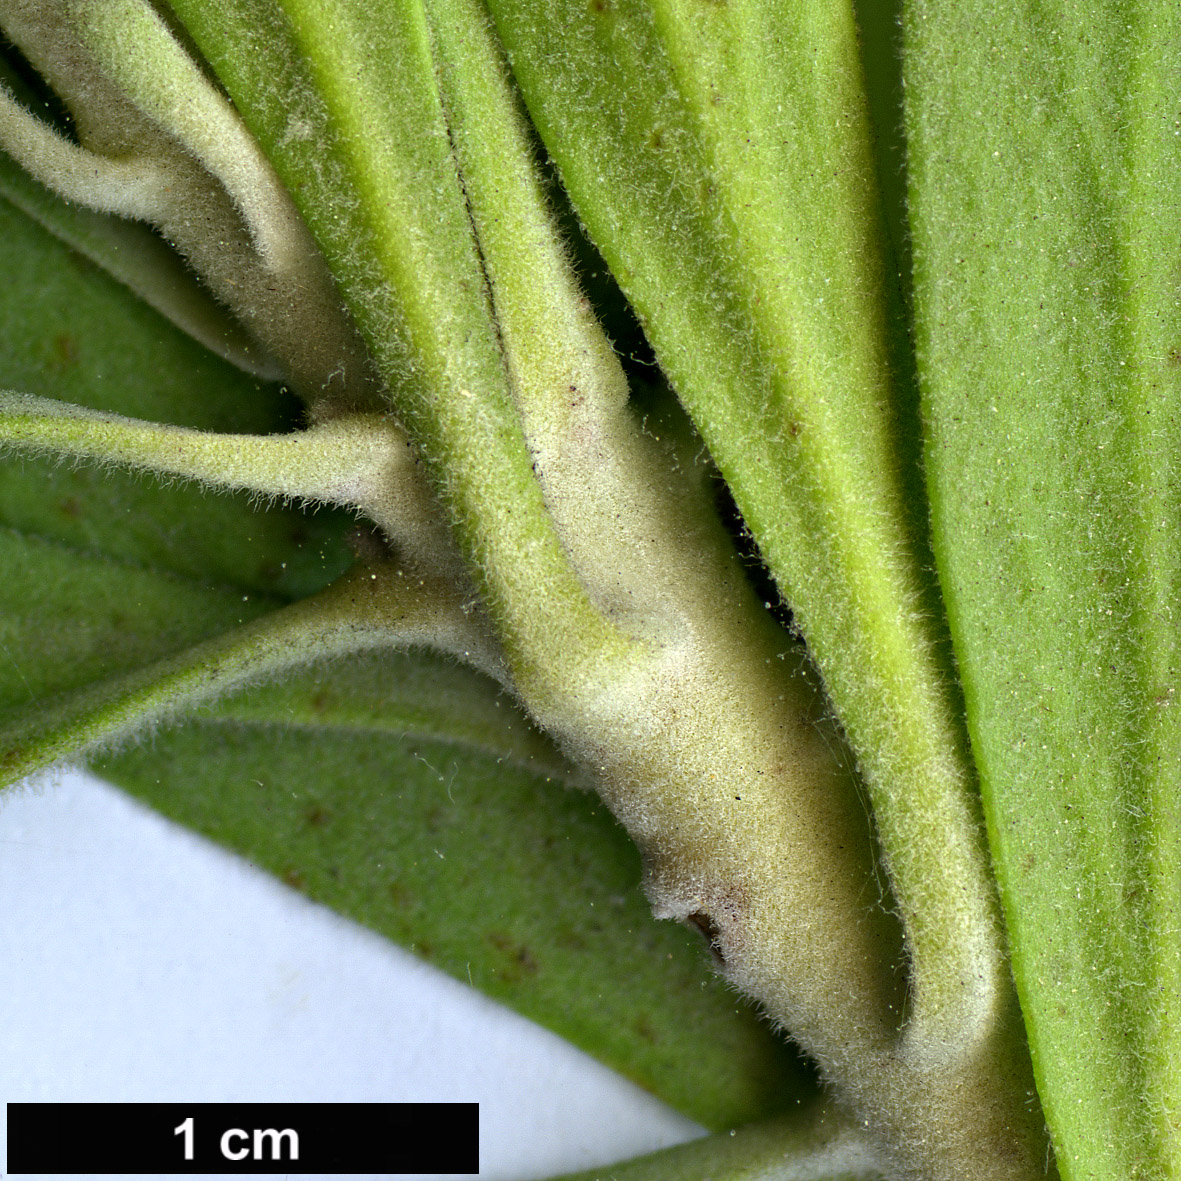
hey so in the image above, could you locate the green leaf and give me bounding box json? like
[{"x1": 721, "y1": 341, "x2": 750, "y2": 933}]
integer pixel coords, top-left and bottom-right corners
[
  {"x1": 0, "y1": 559, "x2": 497, "y2": 782},
  {"x1": 551, "y1": 1102, "x2": 886, "y2": 1181},
  {"x1": 0, "y1": 173, "x2": 354, "y2": 762},
  {"x1": 479, "y1": 0, "x2": 994, "y2": 1040},
  {"x1": 908, "y1": 2, "x2": 1181, "y2": 1175},
  {"x1": 98, "y1": 652, "x2": 817, "y2": 1131},
  {"x1": 0, "y1": 119, "x2": 814, "y2": 1132}
]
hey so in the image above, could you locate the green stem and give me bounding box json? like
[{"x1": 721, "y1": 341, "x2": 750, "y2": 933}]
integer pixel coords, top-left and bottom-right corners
[
  {"x1": 171, "y1": 0, "x2": 908, "y2": 1083},
  {"x1": 0, "y1": 561, "x2": 501, "y2": 785},
  {"x1": 0, "y1": 0, "x2": 378, "y2": 408},
  {"x1": 0, "y1": 134, "x2": 277, "y2": 378},
  {"x1": 481, "y1": 0, "x2": 1000, "y2": 1059},
  {"x1": 554, "y1": 1100, "x2": 890, "y2": 1181},
  {"x1": 0, "y1": 393, "x2": 455, "y2": 570}
]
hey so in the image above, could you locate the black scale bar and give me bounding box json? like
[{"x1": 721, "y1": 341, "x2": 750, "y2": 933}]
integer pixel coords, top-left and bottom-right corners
[{"x1": 7, "y1": 1102, "x2": 478, "y2": 1174}]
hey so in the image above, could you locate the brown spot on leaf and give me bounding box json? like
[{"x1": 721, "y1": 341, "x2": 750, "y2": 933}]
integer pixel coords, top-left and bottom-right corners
[
  {"x1": 488, "y1": 931, "x2": 540, "y2": 980},
  {"x1": 52, "y1": 334, "x2": 78, "y2": 370},
  {"x1": 304, "y1": 804, "x2": 331, "y2": 828}
]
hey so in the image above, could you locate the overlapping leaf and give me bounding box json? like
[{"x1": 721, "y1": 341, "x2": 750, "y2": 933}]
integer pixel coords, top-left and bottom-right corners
[
  {"x1": 477, "y1": 0, "x2": 1003, "y2": 1056},
  {"x1": 0, "y1": 105, "x2": 814, "y2": 1131},
  {"x1": 0, "y1": 179, "x2": 355, "y2": 766},
  {"x1": 100, "y1": 652, "x2": 814, "y2": 1130}
]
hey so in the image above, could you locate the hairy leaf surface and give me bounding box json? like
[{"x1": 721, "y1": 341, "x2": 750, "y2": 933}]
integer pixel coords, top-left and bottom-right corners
[
  {"x1": 101, "y1": 656, "x2": 816, "y2": 1130},
  {"x1": 0, "y1": 136, "x2": 812, "y2": 1130},
  {"x1": 0, "y1": 183, "x2": 353, "y2": 766},
  {"x1": 908, "y1": 3, "x2": 1181, "y2": 1175}
]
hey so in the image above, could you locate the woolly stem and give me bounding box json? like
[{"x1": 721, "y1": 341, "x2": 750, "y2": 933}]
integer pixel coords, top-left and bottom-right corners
[
  {"x1": 0, "y1": 0, "x2": 378, "y2": 409},
  {"x1": 0, "y1": 130, "x2": 279, "y2": 378},
  {"x1": 0, "y1": 392, "x2": 457, "y2": 572},
  {"x1": 64, "y1": 0, "x2": 315, "y2": 274},
  {"x1": 0, "y1": 560, "x2": 502, "y2": 785},
  {"x1": 0, "y1": 82, "x2": 172, "y2": 220}
]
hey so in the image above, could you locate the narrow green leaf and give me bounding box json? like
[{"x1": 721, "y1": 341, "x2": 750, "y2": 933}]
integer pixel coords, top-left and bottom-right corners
[
  {"x1": 0, "y1": 166, "x2": 351, "y2": 769},
  {"x1": 552, "y1": 1102, "x2": 886, "y2": 1181},
  {"x1": 0, "y1": 560, "x2": 493, "y2": 783},
  {"x1": 99, "y1": 684, "x2": 818, "y2": 1131},
  {"x1": 908, "y1": 2, "x2": 1181, "y2": 1175}
]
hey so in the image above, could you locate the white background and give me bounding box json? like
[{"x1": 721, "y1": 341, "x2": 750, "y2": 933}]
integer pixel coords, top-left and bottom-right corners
[{"x1": 0, "y1": 766, "x2": 703, "y2": 1180}]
